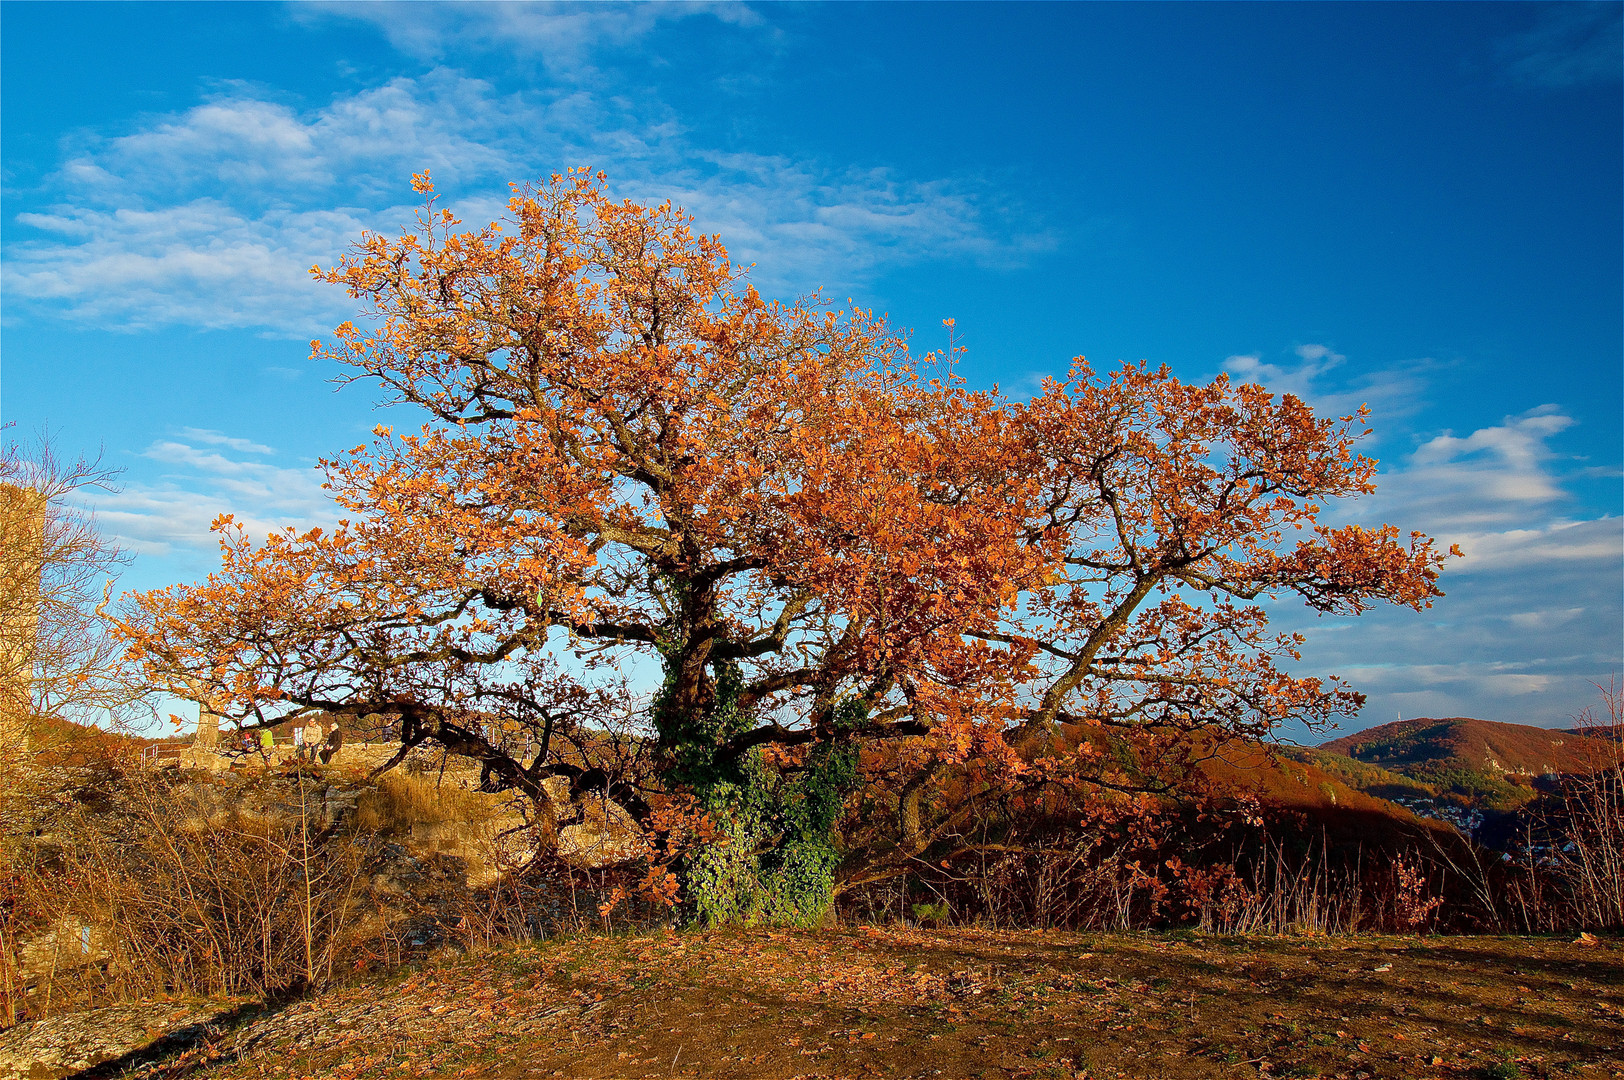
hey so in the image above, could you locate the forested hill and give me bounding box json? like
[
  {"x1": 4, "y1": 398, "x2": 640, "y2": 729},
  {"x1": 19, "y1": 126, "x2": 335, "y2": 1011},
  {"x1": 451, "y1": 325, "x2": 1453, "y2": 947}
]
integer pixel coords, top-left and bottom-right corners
[
  {"x1": 1302, "y1": 716, "x2": 1619, "y2": 818},
  {"x1": 1319, "y1": 716, "x2": 1613, "y2": 777},
  {"x1": 1560, "y1": 723, "x2": 1624, "y2": 743}
]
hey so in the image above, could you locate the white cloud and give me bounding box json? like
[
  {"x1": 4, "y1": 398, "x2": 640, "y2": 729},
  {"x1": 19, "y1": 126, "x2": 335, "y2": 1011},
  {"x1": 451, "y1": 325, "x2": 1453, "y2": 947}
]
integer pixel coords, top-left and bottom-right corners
[
  {"x1": 93, "y1": 435, "x2": 338, "y2": 560},
  {"x1": 4, "y1": 71, "x2": 1045, "y2": 335},
  {"x1": 1227, "y1": 347, "x2": 1619, "y2": 734},
  {"x1": 1445, "y1": 518, "x2": 1622, "y2": 574},
  {"x1": 6, "y1": 200, "x2": 384, "y2": 334},
  {"x1": 300, "y1": 1, "x2": 764, "y2": 71},
  {"x1": 1410, "y1": 406, "x2": 1573, "y2": 469},
  {"x1": 175, "y1": 429, "x2": 275, "y2": 454},
  {"x1": 1339, "y1": 665, "x2": 1559, "y2": 698},
  {"x1": 1505, "y1": 607, "x2": 1586, "y2": 631},
  {"x1": 1220, "y1": 349, "x2": 1596, "y2": 542},
  {"x1": 59, "y1": 75, "x2": 523, "y2": 200},
  {"x1": 619, "y1": 155, "x2": 1054, "y2": 294},
  {"x1": 1223, "y1": 342, "x2": 1345, "y2": 399},
  {"x1": 1222, "y1": 342, "x2": 1430, "y2": 425},
  {"x1": 1367, "y1": 406, "x2": 1583, "y2": 535}
]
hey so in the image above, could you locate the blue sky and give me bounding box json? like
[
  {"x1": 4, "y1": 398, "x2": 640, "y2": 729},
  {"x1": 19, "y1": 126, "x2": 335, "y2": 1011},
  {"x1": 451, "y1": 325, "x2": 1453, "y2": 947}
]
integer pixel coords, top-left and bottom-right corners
[{"x1": 2, "y1": 1, "x2": 1620, "y2": 737}]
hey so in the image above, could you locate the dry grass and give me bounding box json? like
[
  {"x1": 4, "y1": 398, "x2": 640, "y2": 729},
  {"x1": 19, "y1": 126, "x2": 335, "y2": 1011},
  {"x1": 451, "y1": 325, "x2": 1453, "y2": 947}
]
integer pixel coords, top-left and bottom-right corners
[
  {"x1": 3, "y1": 767, "x2": 380, "y2": 1020},
  {"x1": 351, "y1": 772, "x2": 497, "y2": 836}
]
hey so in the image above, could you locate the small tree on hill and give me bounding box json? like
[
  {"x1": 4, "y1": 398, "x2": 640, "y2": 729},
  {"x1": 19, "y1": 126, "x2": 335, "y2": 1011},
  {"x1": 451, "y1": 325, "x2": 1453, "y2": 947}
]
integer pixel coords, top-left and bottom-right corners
[
  {"x1": 1, "y1": 430, "x2": 149, "y2": 756},
  {"x1": 117, "y1": 170, "x2": 1455, "y2": 924}
]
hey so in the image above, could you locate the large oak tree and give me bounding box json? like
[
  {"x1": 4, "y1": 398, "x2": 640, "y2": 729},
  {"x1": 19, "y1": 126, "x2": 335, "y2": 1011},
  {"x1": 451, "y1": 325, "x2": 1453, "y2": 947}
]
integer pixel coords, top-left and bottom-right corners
[{"x1": 120, "y1": 171, "x2": 1454, "y2": 922}]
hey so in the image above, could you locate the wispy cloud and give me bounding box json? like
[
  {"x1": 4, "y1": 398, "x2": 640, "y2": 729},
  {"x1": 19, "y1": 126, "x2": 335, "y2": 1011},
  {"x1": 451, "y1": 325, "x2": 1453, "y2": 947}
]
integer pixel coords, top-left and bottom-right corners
[
  {"x1": 6, "y1": 200, "x2": 385, "y2": 334},
  {"x1": 94, "y1": 434, "x2": 337, "y2": 562},
  {"x1": 176, "y1": 428, "x2": 275, "y2": 454},
  {"x1": 55, "y1": 74, "x2": 524, "y2": 200},
  {"x1": 1224, "y1": 343, "x2": 1345, "y2": 400},
  {"x1": 620, "y1": 155, "x2": 1055, "y2": 293},
  {"x1": 1443, "y1": 517, "x2": 1621, "y2": 574},
  {"x1": 300, "y1": 1, "x2": 764, "y2": 73},
  {"x1": 1222, "y1": 343, "x2": 1431, "y2": 425},
  {"x1": 1364, "y1": 406, "x2": 1585, "y2": 538},
  {"x1": 5, "y1": 68, "x2": 1046, "y2": 336},
  {"x1": 3, "y1": 72, "x2": 524, "y2": 334},
  {"x1": 1282, "y1": 534, "x2": 1621, "y2": 732},
  {"x1": 1226, "y1": 344, "x2": 1619, "y2": 732},
  {"x1": 1501, "y1": 2, "x2": 1623, "y2": 89}
]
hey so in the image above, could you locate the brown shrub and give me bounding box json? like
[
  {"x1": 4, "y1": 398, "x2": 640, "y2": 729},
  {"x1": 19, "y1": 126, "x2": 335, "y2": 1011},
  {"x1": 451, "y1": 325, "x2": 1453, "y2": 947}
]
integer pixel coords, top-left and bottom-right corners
[
  {"x1": 3, "y1": 764, "x2": 378, "y2": 1021},
  {"x1": 353, "y1": 771, "x2": 497, "y2": 835}
]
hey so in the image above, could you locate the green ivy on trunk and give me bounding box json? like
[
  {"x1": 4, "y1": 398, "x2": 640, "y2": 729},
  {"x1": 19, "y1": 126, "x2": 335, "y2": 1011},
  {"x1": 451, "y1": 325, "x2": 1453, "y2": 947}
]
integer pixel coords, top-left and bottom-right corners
[{"x1": 654, "y1": 643, "x2": 858, "y2": 927}]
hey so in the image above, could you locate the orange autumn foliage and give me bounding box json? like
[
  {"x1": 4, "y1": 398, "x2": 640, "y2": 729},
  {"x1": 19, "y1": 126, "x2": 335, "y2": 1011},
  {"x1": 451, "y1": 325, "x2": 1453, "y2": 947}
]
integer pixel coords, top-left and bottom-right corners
[{"x1": 116, "y1": 169, "x2": 1455, "y2": 850}]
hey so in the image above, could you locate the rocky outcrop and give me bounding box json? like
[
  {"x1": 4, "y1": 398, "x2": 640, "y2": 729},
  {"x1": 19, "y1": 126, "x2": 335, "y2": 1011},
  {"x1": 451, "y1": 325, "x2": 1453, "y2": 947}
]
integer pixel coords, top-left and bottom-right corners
[{"x1": 0, "y1": 1000, "x2": 239, "y2": 1079}]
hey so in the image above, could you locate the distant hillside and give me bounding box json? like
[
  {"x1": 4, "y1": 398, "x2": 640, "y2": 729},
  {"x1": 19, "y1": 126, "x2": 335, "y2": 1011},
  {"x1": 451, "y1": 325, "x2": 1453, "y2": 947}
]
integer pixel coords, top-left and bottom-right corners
[
  {"x1": 13, "y1": 714, "x2": 158, "y2": 771},
  {"x1": 1196, "y1": 738, "x2": 1425, "y2": 819},
  {"x1": 1315, "y1": 716, "x2": 1616, "y2": 814},
  {"x1": 1283, "y1": 748, "x2": 1435, "y2": 802},
  {"x1": 1038, "y1": 723, "x2": 1434, "y2": 839},
  {"x1": 1559, "y1": 723, "x2": 1624, "y2": 743},
  {"x1": 1321, "y1": 716, "x2": 1611, "y2": 776}
]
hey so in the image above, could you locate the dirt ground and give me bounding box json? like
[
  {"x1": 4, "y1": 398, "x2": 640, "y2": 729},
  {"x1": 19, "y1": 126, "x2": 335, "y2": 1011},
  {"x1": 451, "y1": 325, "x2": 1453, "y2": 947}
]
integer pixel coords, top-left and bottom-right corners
[{"x1": 63, "y1": 928, "x2": 1624, "y2": 1079}]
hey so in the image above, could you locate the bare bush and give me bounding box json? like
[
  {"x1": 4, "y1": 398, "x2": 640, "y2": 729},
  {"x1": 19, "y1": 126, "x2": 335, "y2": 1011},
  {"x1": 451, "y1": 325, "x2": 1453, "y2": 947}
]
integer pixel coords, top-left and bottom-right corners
[
  {"x1": 1166, "y1": 837, "x2": 1370, "y2": 936},
  {"x1": 4, "y1": 766, "x2": 377, "y2": 1019},
  {"x1": 1477, "y1": 682, "x2": 1624, "y2": 934},
  {"x1": 838, "y1": 803, "x2": 1479, "y2": 937},
  {"x1": 1555, "y1": 682, "x2": 1624, "y2": 929}
]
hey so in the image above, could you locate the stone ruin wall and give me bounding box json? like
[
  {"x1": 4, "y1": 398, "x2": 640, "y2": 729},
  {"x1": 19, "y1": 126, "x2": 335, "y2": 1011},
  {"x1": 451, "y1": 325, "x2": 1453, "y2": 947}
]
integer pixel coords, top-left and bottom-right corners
[{"x1": 0, "y1": 483, "x2": 47, "y2": 759}]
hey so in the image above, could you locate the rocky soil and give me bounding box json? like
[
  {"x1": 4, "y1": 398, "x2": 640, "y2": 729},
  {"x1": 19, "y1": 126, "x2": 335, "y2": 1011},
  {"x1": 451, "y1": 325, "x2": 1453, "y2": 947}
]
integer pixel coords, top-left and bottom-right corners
[
  {"x1": 0, "y1": 1001, "x2": 242, "y2": 1079},
  {"x1": 5, "y1": 928, "x2": 1618, "y2": 1080}
]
